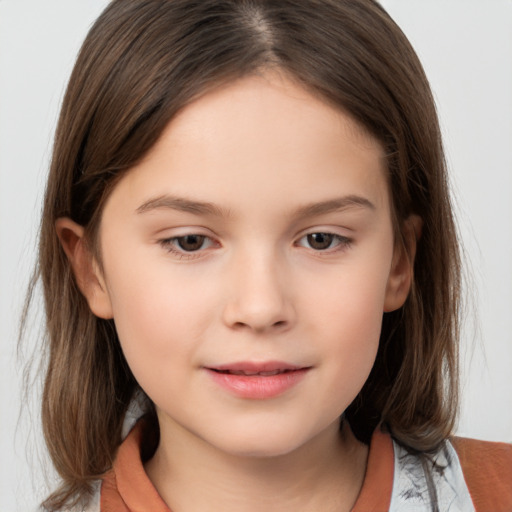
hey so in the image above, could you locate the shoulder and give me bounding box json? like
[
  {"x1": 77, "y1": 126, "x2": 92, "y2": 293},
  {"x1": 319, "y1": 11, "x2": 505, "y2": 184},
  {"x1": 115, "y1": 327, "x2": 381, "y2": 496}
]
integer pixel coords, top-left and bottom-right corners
[{"x1": 451, "y1": 436, "x2": 512, "y2": 512}]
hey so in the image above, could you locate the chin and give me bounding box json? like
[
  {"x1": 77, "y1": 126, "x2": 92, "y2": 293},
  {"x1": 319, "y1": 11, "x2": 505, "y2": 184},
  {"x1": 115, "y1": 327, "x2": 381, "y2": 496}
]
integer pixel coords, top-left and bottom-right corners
[{"x1": 206, "y1": 423, "x2": 322, "y2": 460}]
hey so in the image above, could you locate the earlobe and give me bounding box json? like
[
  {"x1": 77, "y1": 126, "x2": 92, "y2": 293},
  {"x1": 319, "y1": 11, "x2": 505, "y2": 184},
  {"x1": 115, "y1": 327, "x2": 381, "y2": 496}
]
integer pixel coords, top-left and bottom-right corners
[
  {"x1": 384, "y1": 214, "x2": 422, "y2": 312},
  {"x1": 55, "y1": 218, "x2": 114, "y2": 319}
]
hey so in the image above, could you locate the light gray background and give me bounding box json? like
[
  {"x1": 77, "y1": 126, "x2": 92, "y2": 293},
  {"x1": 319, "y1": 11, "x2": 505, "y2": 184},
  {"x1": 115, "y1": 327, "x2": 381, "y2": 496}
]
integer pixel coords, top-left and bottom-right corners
[{"x1": 1, "y1": 1, "x2": 511, "y2": 510}]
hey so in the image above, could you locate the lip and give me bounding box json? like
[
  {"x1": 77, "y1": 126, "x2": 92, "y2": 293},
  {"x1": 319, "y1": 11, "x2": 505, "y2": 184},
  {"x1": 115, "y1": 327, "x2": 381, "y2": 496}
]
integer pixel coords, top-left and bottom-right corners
[{"x1": 204, "y1": 361, "x2": 310, "y2": 400}]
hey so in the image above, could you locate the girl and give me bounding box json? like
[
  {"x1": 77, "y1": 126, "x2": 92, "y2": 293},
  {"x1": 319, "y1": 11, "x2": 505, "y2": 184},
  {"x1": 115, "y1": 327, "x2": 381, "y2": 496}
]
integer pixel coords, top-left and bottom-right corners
[{"x1": 27, "y1": 0, "x2": 512, "y2": 510}]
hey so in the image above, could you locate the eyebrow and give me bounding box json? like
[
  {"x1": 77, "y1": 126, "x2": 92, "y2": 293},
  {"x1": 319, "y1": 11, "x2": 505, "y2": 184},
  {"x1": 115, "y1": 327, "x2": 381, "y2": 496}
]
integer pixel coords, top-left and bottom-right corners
[
  {"x1": 293, "y1": 195, "x2": 375, "y2": 218},
  {"x1": 136, "y1": 194, "x2": 375, "y2": 218},
  {"x1": 136, "y1": 195, "x2": 229, "y2": 217}
]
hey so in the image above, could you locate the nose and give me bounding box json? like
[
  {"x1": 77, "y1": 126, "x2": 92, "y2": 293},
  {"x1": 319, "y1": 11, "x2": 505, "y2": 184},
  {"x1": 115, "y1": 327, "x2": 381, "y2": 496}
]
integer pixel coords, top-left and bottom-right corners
[{"x1": 222, "y1": 250, "x2": 295, "y2": 333}]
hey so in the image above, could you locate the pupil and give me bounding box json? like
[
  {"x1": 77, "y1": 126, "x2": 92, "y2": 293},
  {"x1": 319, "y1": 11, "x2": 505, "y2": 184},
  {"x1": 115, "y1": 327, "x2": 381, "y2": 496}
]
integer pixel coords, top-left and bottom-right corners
[
  {"x1": 178, "y1": 235, "x2": 204, "y2": 251},
  {"x1": 308, "y1": 233, "x2": 333, "y2": 250}
]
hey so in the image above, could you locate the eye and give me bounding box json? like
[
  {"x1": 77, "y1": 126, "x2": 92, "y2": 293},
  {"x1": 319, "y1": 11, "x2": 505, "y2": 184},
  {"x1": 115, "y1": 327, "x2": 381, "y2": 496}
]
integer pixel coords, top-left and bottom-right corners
[
  {"x1": 159, "y1": 234, "x2": 216, "y2": 255},
  {"x1": 297, "y1": 232, "x2": 351, "y2": 251},
  {"x1": 175, "y1": 234, "x2": 208, "y2": 252}
]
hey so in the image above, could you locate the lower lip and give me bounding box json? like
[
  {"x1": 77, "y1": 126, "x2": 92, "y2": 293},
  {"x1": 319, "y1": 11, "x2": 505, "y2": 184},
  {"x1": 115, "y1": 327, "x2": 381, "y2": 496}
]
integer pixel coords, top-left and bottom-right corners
[{"x1": 206, "y1": 368, "x2": 309, "y2": 399}]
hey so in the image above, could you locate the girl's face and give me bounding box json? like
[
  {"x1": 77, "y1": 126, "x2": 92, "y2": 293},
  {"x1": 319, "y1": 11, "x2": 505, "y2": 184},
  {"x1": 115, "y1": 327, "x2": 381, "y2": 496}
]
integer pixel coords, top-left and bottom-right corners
[{"x1": 79, "y1": 72, "x2": 413, "y2": 457}]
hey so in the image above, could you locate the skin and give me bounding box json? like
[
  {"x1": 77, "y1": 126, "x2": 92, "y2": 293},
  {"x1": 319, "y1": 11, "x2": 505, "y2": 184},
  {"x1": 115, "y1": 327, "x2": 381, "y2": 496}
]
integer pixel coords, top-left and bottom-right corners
[{"x1": 58, "y1": 71, "x2": 418, "y2": 512}]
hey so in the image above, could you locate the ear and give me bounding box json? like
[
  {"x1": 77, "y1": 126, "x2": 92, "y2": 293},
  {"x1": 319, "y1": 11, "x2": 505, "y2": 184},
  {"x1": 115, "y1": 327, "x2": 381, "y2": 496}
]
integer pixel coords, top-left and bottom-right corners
[
  {"x1": 384, "y1": 214, "x2": 423, "y2": 312},
  {"x1": 55, "y1": 218, "x2": 114, "y2": 319}
]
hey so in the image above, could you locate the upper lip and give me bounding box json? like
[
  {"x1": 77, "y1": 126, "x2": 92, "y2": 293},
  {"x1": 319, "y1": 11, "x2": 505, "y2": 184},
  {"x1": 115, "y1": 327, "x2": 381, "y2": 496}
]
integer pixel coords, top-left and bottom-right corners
[{"x1": 206, "y1": 361, "x2": 309, "y2": 375}]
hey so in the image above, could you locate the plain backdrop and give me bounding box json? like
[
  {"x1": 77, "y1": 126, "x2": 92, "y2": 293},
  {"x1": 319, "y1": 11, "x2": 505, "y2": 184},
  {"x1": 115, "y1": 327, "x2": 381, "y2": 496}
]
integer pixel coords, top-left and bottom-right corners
[{"x1": 1, "y1": 1, "x2": 511, "y2": 510}]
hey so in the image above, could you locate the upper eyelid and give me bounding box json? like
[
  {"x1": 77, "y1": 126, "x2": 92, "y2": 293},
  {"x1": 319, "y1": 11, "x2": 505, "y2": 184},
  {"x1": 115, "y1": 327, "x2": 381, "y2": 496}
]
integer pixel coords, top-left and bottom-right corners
[
  {"x1": 294, "y1": 225, "x2": 353, "y2": 239},
  {"x1": 156, "y1": 225, "x2": 354, "y2": 245},
  {"x1": 154, "y1": 224, "x2": 214, "y2": 235},
  {"x1": 153, "y1": 226, "x2": 219, "y2": 246},
  {"x1": 156, "y1": 228, "x2": 352, "y2": 241}
]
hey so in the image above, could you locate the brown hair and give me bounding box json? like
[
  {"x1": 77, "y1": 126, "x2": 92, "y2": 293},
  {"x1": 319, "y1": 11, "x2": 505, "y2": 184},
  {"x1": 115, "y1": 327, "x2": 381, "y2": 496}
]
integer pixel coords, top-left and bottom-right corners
[{"x1": 27, "y1": 0, "x2": 461, "y2": 508}]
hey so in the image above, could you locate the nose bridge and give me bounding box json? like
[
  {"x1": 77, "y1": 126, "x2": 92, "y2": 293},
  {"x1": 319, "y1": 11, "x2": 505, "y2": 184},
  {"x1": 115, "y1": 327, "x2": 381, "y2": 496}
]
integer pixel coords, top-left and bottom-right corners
[{"x1": 223, "y1": 242, "x2": 293, "y2": 332}]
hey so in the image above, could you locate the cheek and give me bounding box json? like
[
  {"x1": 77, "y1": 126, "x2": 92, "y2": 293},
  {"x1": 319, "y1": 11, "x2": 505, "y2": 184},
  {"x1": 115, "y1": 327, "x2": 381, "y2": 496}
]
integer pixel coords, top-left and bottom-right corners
[
  {"x1": 307, "y1": 252, "x2": 390, "y2": 334},
  {"x1": 318, "y1": 303, "x2": 382, "y2": 417},
  {"x1": 103, "y1": 256, "x2": 217, "y2": 384},
  {"x1": 304, "y1": 255, "x2": 391, "y2": 392},
  {"x1": 322, "y1": 292, "x2": 382, "y2": 376}
]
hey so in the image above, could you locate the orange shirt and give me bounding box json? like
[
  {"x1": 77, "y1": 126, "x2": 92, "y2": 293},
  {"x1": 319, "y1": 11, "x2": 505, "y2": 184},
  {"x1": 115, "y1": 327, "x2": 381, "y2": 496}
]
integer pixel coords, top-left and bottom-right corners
[
  {"x1": 452, "y1": 436, "x2": 512, "y2": 511},
  {"x1": 99, "y1": 422, "x2": 512, "y2": 512}
]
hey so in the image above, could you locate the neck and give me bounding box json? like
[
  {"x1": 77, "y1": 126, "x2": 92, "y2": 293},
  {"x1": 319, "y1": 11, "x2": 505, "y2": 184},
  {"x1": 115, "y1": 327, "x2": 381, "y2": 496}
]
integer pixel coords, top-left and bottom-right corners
[{"x1": 145, "y1": 418, "x2": 368, "y2": 512}]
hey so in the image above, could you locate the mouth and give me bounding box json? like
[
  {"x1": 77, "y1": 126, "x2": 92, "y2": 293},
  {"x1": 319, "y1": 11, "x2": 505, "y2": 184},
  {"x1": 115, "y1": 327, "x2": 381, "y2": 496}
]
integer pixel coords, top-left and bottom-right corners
[
  {"x1": 207, "y1": 361, "x2": 308, "y2": 375},
  {"x1": 204, "y1": 362, "x2": 310, "y2": 399}
]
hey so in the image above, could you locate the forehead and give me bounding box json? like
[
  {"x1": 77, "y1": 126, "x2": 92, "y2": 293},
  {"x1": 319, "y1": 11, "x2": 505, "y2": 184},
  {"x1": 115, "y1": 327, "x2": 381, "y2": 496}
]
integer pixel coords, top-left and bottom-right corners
[
  {"x1": 104, "y1": 72, "x2": 390, "y2": 219},
  {"x1": 161, "y1": 71, "x2": 380, "y2": 164}
]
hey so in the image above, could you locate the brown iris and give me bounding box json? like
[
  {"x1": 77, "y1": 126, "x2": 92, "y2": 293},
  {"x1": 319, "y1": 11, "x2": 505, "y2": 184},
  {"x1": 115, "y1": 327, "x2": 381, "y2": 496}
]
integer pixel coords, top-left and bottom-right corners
[
  {"x1": 177, "y1": 235, "x2": 206, "y2": 251},
  {"x1": 307, "y1": 233, "x2": 334, "y2": 250}
]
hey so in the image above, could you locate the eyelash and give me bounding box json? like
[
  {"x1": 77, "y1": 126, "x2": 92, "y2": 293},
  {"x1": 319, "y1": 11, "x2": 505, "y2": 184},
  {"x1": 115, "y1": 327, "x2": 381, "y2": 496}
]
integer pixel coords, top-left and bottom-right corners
[{"x1": 158, "y1": 231, "x2": 352, "y2": 259}]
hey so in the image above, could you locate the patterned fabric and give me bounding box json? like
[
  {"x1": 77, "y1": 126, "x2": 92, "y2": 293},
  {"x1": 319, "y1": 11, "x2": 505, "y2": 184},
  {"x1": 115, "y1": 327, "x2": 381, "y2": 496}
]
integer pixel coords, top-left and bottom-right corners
[{"x1": 390, "y1": 439, "x2": 475, "y2": 511}]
